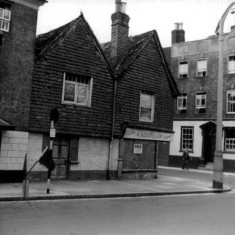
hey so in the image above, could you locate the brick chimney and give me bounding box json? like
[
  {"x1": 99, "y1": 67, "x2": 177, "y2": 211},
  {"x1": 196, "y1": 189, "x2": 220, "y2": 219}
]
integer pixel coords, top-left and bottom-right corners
[
  {"x1": 110, "y1": 0, "x2": 130, "y2": 65},
  {"x1": 172, "y1": 23, "x2": 185, "y2": 44}
]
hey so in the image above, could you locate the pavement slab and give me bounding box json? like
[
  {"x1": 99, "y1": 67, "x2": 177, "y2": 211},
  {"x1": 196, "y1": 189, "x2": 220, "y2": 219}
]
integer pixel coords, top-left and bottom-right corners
[{"x1": 0, "y1": 167, "x2": 231, "y2": 202}]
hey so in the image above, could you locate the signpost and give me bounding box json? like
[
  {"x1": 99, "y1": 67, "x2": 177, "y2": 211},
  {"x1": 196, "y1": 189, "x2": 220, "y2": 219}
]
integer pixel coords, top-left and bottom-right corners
[{"x1": 47, "y1": 108, "x2": 59, "y2": 194}]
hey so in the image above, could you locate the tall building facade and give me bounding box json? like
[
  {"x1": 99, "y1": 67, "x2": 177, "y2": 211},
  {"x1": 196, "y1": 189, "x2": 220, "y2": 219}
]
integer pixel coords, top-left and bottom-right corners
[
  {"x1": 165, "y1": 22, "x2": 235, "y2": 172},
  {"x1": 0, "y1": 0, "x2": 46, "y2": 182}
]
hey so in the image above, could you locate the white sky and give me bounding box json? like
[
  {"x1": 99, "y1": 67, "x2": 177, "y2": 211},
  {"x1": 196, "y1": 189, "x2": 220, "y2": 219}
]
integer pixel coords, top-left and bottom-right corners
[{"x1": 36, "y1": 0, "x2": 235, "y2": 47}]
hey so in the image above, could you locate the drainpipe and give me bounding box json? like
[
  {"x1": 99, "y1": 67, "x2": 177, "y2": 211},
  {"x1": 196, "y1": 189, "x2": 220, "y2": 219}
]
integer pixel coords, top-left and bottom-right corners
[{"x1": 107, "y1": 76, "x2": 118, "y2": 180}]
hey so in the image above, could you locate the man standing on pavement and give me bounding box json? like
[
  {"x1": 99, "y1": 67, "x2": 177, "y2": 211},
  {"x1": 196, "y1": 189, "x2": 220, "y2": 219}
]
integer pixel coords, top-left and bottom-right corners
[{"x1": 182, "y1": 148, "x2": 190, "y2": 170}]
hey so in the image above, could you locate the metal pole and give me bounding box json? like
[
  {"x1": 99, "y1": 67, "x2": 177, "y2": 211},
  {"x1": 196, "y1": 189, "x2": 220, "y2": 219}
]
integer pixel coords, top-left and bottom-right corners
[
  {"x1": 47, "y1": 120, "x2": 54, "y2": 194},
  {"x1": 213, "y1": 19, "x2": 224, "y2": 189},
  {"x1": 213, "y1": 2, "x2": 235, "y2": 189}
]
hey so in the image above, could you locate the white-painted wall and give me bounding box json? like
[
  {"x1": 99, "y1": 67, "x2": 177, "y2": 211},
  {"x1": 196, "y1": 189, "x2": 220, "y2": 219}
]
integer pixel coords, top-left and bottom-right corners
[
  {"x1": 0, "y1": 131, "x2": 28, "y2": 170},
  {"x1": 71, "y1": 137, "x2": 110, "y2": 171},
  {"x1": 170, "y1": 120, "x2": 208, "y2": 158},
  {"x1": 27, "y1": 133, "x2": 45, "y2": 172},
  {"x1": 109, "y1": 139, "x2": 119, "y2": 171},
  {"x1": 0, "y1": 132, "x2": 120, "y2": 174}
]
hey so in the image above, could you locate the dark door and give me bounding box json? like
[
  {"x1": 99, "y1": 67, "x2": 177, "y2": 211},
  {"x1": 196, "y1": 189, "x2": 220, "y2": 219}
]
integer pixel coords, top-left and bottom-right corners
[
  {"x1": 203, "y1": 132, "x2": 216, "y2": 163},
  {"x1": 201, "y1": 122, "x2": 216, "y2": 163},
  {"x1": 157, "y1": 141, "x2": 170, "y2": 166},
  {"x1": 51, "y1": 138, "x2": 69, "y2": 179}
]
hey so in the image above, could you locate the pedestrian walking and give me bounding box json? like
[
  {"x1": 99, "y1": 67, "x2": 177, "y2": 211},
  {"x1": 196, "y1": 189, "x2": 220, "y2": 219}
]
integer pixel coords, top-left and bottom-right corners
[{"x1": 182, "y1": 148, "x2": 190, "y2": 170}]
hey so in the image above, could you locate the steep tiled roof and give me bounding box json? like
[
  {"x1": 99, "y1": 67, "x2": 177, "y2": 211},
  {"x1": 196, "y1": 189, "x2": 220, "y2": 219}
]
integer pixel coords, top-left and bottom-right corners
[
  {"x1": 35, "y1": 20, "x2": 75, "y2": 58},
  {"x1": 102, "y1": 30, "x2": 179, "y2": 96},
  {"x1": 35, "y1": 13, "x2": 112, "y2": 74},
  {"x1": 35, "y1": 14, "x2": 178, "y2": 96},
  {"x1": 101, "y1": 31, "x2": 154, "y2": 75}
]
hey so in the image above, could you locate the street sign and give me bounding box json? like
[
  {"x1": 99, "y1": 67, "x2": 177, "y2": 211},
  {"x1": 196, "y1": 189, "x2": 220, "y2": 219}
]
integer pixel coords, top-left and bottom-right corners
[{"x1": 50, "y1": 128, "x2": 56, "y2": 138}]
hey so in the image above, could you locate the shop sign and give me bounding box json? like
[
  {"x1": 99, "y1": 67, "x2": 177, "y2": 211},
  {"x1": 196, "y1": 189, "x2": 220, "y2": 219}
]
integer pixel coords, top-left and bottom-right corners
[{"x1": 124, "y1": 128, "x2": 173, "y2": 141}]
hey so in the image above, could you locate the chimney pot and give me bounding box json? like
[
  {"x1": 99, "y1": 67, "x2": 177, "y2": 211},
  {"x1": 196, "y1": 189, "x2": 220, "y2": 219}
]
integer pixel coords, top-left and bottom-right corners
[
  {"x1": 111, "y1": 0, "x2": 130, "y2": 65},
  {"x1": 116, "y1": 1, "x2": 126, "y2": 13},
  {"x1": 174, "y1": 22, "x2": 183, "y2": 30},
  {"x1": 172, "y1": 23, "x2": 185, "y2": 44}
]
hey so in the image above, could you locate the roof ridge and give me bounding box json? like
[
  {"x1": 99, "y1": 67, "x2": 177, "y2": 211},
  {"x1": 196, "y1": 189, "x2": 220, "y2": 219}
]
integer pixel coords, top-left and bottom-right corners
[
  {"x1": 35, "y1": 15, "x2": 82, "y2": 59},
  {"x1": 114, "y1": 31, "x2": 154, "y2": 75}
]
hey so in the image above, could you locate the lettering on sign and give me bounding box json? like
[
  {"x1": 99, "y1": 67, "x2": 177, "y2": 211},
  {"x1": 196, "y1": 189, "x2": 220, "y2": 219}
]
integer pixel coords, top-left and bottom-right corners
[
  {"x1": 124, "y1": 128, "x2": 173, "y2": 141},
  {"x1": 134, "y1": 144, "x2": 143, "y2": 154}
]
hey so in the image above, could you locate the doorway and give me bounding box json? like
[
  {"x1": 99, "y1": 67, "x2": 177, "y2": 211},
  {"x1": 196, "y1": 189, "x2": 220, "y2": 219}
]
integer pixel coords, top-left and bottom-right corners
[
  {"x1": 51, "y1": 138, "x2": 70, "y2": 179},
  {"x1": 200, "y1": 121, "x2": 216, "y2": 164}
]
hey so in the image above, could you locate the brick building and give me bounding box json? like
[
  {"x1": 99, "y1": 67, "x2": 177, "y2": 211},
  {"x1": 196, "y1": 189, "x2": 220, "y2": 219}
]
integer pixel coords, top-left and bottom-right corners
[
  {"x1": 29, "y1": 13, "x2": 115, "y2": 180},
  {"x1": 0, "y1": 0, "x2": 178, "y2": 182},
  {"x1": 102, "y1": 1, "x2": 178, "y2": 179},
  {"x1": 164, "y1": 22, "x2": 235, "y2": 172},
  {"x1": 0, "y1": 0, "x2": 46, "y2": 182}
]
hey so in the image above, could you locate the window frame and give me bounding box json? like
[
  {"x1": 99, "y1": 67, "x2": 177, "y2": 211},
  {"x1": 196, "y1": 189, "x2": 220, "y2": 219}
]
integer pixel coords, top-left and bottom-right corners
[
  {"x1": 226, "y1": 90, "x2": 235, "y2": 114},
  {"x1": 224, "y1": 128, "x2": 235, "y2": 152},
  {"x1": 195, "y1": 91, "x2": 206, "y2": 114},
  {"x1": 181, "y1": 126, "x2": 194, "y2": 151},
  {"x1": 228, "y1": 55, "x2": 235, "y2": 74},
  {"x1": 197, "y1": 59, "x2": 207, "y2": 77},
  {"x1": 62, "y1": 73, "x2": 93, "y2": 107},
  {"x1": 139, "y1": 92, "x2": 155, "y2": 122},
  {"x1": 178, "y1": 61, "x2": 188, "y2": 78},
  {"x1": 0, "y1": 6, "x2": 11, "y2": 32},
  {"x1": 177, "y1": 93, "x2": 187, "y2": 114}
]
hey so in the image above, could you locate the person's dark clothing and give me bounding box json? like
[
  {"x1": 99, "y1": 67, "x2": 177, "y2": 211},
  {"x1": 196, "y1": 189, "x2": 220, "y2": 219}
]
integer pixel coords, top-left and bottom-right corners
[{"x1": 182, "y1": 150, "x2": 190, "y2": 170}]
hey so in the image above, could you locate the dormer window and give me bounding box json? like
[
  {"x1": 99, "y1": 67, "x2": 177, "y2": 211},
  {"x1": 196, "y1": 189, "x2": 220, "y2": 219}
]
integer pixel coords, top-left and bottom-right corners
[{"x1": 0, "y1": 6, "x2": 11, "y2": 32}]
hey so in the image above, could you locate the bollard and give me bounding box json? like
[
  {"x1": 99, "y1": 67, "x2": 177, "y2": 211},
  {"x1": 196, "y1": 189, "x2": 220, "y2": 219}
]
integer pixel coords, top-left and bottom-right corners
[
  {"x1": 118, "y1": 158, "x2": 123, "y2": 179},
  {"x1": 22, "y1": 179, "x2": 29, "y2": 199}
]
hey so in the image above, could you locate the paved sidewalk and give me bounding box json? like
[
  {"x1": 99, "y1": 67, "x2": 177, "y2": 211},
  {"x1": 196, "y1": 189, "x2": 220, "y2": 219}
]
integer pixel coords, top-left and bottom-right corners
[{"x1": 0, "y1": 167, "x2": 232, "y2": 202}]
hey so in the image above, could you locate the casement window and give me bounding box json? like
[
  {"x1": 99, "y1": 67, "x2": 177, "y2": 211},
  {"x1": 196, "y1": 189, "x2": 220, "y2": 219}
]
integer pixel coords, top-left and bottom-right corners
[
  {"x1": 139, "y1": 92, "x2": 155, "y2": 122},
  {"x1": 226, "y1": 90, "x2": 235, "y2": 114},
  {"x1": 228, "y1": 55, "x2": 235, "y2": 74},
  {"x1": 181, "y1": 127, "x2": 194, "y2": 151},
  {"x1": 62, "y1": 73, "x2": 93, "y2": 107},
  {"x1": 195, "y1": 92, "x2": 206, "y2": 114},
  {"x1": 177, "y1": 93, "x2": 187, "y2": 113},
  {"x1": 0, "y1": 4, "x2": 11, "y2": 32},
  {"x1": 178, "y1": 61, "x2": 188, "y2": 78},
  {"x1": 197, "y1": 59, "x2": 207, "y2": 77},
  {"x1": 224, "y1": 128, "x2": 235, "y2": 152}
]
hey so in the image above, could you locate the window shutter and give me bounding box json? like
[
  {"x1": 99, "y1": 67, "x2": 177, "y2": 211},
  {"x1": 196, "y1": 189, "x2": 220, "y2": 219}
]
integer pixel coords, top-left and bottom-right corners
[
  {"x1": 42, "y1": 134, "x2": 50, "y2": 152},
  {"x1": 229, "y1": 61, "x2": 235, "y2": 73},
  {"x1": 70, "y1": 138, "x2": 79, "y2": 162},
  {"x1": 197, "y1": 60, "x2": 207, "y2": 71},
  {"x1": 179, "y1": 63, "x2": 188, "y2": 74}
]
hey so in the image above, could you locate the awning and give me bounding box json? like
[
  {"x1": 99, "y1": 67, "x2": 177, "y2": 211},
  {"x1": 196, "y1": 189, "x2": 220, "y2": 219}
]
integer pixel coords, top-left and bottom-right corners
[
  {"x1": 0, "y1": 118, "x2": 15, "y2": 130},
  {"x1": 199, "y1": 121, "x2": 216, "y2": 130}
]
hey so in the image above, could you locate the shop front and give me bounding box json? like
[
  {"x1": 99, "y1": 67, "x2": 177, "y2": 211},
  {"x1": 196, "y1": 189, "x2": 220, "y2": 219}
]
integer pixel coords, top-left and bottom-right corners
[{"x1": 118, "y1": 128, "x2": 173, "y2": 179}]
